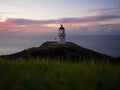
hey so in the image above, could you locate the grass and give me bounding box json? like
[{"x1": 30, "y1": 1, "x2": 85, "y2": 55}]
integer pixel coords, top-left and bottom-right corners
[{"x1": 0, "y1": 58, "x2": 120, "y2": 90}]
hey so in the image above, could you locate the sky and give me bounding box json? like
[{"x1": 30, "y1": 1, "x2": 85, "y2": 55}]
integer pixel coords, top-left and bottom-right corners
[{"x1": 0, "y1": 0, "x2": 120, "y2": 35}]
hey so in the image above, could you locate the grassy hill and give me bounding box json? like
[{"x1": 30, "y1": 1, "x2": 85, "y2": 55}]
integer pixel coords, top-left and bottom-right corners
[
  {"x1": 0, "y1": 59, "x2": 120, "y2": 90},
  {"x1": 0, "y1": 42, "x2": 120, "y2": 90},
  {"x1": 1, "y1": 42, "x2": 113, "y2": 62}
]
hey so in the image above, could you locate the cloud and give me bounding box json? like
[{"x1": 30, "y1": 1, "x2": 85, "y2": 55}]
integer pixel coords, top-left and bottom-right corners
[
  {"x1": 7, "y1": 18, "x2": 55, "y2": 25},
  {"x1": 0, "y1": 12, "x2": 17, "y2": 15},
  {"x1": 7, "y1": 14, "x2": 120, "y2": 25},
  {"x1": 97, "y1": 24, "x2": 120, "y2": 31},
  {"x1": 85, "y1": 8, "x2": 118, "y2": 14},
  {"x1": 0, "y1": 14, "x2": 120, "y2": 34},
  {"x1": 59, "y1": 15, "x2": 120, "y2": 23},
  {"x1": 71, "y1": 24, "x2": 120, "y2": 35},
  {"x1": 84, "y1": 4, "x2": 120, "y2": 15}
]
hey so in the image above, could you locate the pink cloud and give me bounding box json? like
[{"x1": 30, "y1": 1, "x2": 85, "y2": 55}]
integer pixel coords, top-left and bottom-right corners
[
  {"x1": 86, "y1": 8, "x2": 114, "y2": 13},
  {"x1": 0, "y1": 14, "x2": 120, "y2": 34},
  {"x1": 84, "y1": 7, "x2": 119, "y2": 15}
]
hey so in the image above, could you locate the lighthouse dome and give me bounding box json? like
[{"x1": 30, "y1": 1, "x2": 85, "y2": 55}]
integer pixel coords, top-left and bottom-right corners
[{"x1": 59, "y1": 25, "x2": 65, "y2": 30}]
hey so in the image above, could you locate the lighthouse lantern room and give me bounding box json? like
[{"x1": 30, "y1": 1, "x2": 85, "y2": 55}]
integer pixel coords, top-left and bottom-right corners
[{"x1": 58, "y1": 25, "x2": 66, "y2": 44}]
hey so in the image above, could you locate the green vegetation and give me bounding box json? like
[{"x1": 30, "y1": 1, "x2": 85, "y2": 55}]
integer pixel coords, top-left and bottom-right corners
[
  {"x1": 0, "y1": 58, "x2": 120, "y2": 90},
  {"x1": 0, "y1": 42, "x2": 119, "y2": 90}
]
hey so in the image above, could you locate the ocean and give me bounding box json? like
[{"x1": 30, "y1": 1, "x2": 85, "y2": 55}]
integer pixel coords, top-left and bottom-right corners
[{"x1": 0, "y1": 34, "x2": 120, "y2": 57}]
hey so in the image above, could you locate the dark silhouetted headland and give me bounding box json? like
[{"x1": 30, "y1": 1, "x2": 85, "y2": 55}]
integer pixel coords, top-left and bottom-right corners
[{"x1": 1, "y1": 41, "x2": 115, "y2": 63}]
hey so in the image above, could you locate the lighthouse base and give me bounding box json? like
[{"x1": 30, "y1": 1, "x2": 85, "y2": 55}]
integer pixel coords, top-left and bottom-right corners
[{"x1": 58, "y1": 36, "x2": 66, "y2": 44}]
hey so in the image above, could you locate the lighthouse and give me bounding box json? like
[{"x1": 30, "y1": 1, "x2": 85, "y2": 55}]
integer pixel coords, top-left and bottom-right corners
[{"x1": 58, "y1": 25, "x2": 66, "y2": 44}]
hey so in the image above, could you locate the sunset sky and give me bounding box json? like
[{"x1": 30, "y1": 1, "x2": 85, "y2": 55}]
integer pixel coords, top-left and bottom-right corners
[{"x1": 0, "y1": 0, "x2": 120, "y2": 35}]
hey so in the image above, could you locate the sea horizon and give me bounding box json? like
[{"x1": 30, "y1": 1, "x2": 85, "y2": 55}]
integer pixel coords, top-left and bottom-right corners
[{"x1": 0, "y1": 34, "x2": 119, "y2": 58}]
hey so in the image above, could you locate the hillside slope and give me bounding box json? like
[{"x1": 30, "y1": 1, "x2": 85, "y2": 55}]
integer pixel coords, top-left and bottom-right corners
[{"x1": 1, "y1": 42, "x2": 113, "y2": 62}]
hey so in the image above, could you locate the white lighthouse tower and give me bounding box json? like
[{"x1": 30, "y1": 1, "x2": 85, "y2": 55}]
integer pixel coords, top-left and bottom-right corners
[{"x1": 58, "y1": 25, "x2": 66, "y2": 44}]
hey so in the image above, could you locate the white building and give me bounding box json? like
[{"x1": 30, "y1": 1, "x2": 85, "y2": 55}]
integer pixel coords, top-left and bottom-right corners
[{"x1": 58, "y1": 25, "x2": 66, "y2": 44}]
